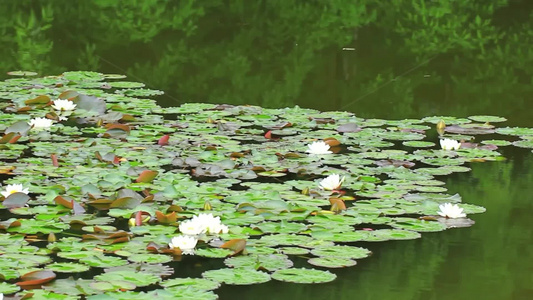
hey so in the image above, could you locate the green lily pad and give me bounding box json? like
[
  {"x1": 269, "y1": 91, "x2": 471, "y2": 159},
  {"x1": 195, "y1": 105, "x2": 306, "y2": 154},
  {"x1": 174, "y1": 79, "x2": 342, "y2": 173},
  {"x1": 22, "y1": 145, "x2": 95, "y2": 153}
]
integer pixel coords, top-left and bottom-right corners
[
  {"x1": 63, "y1": 71, "x2": 104, "y2": 82},
  {"x1": 402, "y1": 141, "x2": 435, "y2": 148},
  {"x1": 7, "y1": 70, "x2": 38, "y2": 76},
  {"x1": 0, "y1": 281, "x2": 20, "y2": 294},
  {"x1": 94, "y1": 270, "x2": 160, "y2": 287},
  {"x1": 310, "y1": 245, "x2": 371, "y2": 259},
  {"x1": 271, "y1": 268, "x2": 336, "y2": 284},
  {"x1": 17, "y1": 289, "x2": 79, "y2": 299},
  {"x1": 258, "y1": 234, "x2": 314, "y2": 247},
  {"x1": 42, "y1": 278, "x2": 101, "y2": 296},
  {"x1": 366, "y1": 229, "x2": 422, "y2": 241},
  {"x1": 47, "y1": 262, "x2": 91, "y2": 273},
  {"x1": 80, "y1": 255, "x2": 128, "y2": 268},
  {"x1": 224, "y1": 254, "x2": 293, "y2": 271},
  {"x1": 127, "y1": 253, "x2": 172, "y2": 264},
  {"x1": 110, "y1": 81, "x2": 145, "y2": 88},
  {"x1": 160, "y1": 277, "x2": 220, "y2": 291},
  {"x1": 513, "y1": 139, "x2": 533, "y2": 148},
  {"x1": 308, "y1": 257, "x2": 357, "y2": 268},
  {"x1": 481, "y1": 140, "x2": 512, "y2": 146},
  {"x1": 202, "y1": 268, "x2": 271, "y2": 285},
  {"x1": 468, "y1": 115, "x2": 507, "y2": 123},
  {"x1": 390, "y1": 218, "x2": 448, "y2": 232},
  {"x1": 195, "y1": 248, "x2": 234, "y2": 258},
  {"x1": 496, "y1": 127, "x2": 533, "y2": 136}
]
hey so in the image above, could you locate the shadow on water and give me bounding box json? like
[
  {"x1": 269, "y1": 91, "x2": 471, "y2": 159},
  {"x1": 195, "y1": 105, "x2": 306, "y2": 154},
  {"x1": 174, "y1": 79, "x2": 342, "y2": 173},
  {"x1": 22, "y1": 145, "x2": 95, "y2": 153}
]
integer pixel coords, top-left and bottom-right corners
[{"x1": 0, "y1": 1, "x2": 532, "y2": 299}]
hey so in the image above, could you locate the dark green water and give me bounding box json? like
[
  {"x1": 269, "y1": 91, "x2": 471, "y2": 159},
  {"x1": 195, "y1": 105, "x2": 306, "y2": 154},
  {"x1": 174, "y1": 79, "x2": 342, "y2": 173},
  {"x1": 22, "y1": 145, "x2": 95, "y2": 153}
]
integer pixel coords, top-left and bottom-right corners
[{"x1": 1, "y1": 1, "x2": 532, "y2": 299}]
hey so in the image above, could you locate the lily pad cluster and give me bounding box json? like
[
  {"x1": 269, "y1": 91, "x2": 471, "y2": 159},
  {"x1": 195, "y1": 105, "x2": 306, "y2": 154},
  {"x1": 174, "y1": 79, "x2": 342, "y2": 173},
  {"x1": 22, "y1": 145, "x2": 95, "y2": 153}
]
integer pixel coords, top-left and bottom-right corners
[{"x1": 0, "y1": 71, "x2": 532, "y2": 298}]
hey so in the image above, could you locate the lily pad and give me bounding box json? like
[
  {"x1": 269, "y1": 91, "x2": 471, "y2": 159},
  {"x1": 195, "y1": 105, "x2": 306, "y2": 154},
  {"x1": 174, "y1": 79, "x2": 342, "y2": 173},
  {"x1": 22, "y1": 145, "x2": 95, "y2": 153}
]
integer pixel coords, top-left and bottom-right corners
[
  {"x1": 468, "y1": 115, "x2": 507, "y2": 123},
  {"x1": 224, "y1": 254, "x2": 293, "y2": 271},
  {"x1": 202, "y1": 268, "x2": 271, "y2": 285},
  {"x1": 47, "y1": 262, "x2": 90, "y2": 273},
  {"x1": 310, "y1": 245, "x2": 372, "y2": 259},
  {"x1": 308, "y1": 257, "x2": 357, "y2": 268},
  {"x1": 271, "y1": 268, "x2": 336, "y2": 284},
  {"x1": 0, "y1": 281, "x2": 20, "y2": 294},
  {"x1": 94, "y1": 270, "x2": 160, "y2": 287},
  {"x1": 390, "y1": 218, "x2": 448, "y2": 232},
  {"x1": 160, "y1": 277, "x2": 220, "y2": 291}
]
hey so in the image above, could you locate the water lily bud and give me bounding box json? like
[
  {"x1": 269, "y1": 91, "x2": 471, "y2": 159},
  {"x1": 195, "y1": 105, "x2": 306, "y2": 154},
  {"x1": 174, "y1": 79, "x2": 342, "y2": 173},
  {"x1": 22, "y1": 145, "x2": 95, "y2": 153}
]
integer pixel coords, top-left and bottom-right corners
[
  {"x1": 301, "y1": 187, "x2": 310, "y2": 195},
  {"x1": 128, "y1": 218, "x2": 136, "y2": 227},
  {"x1": 47, "y1": 233, "x2": 57, "y2": 243},
  {"x1": 203, "y1": 200, "x2": 212, "y2": 211},
  {"x1": 436, "y1": 120, "x2": 446, "y2": 136}
]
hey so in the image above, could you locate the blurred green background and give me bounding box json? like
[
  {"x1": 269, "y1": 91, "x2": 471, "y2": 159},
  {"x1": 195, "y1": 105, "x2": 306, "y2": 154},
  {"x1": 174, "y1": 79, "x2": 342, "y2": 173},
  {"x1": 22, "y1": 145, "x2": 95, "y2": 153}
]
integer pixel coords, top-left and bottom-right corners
[{"x1": 0, "y1": 1, "x2": 531, "y2": 299}]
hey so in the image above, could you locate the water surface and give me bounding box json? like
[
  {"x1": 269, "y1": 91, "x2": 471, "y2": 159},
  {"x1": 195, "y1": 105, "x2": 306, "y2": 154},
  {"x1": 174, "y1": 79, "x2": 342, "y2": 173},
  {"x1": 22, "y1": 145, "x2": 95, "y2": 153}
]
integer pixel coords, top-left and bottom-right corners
[{"x1": 1, "y1": 1, "x2": 532, "y2": 299}]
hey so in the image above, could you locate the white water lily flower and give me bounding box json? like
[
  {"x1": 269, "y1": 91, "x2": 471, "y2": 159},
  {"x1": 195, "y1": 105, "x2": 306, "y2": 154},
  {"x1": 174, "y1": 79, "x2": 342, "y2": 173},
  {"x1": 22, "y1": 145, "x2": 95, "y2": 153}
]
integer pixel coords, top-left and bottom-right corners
[
  {"x1": 179, "y1": 219, "x2": 207, "y2": 235},
  {"x1": 193, "y1": 213, "x2": 228, "y2": 234},
  {"x1": 319, "y1": 174, "x2": 345, "y2": 191},
  {"x1": 169, "y1": 235, "x2": 198, "y2": 254},
  {"x1": 438, "y1": 203, "x2": 466, "y2": 218},
  {"x1": 1, "y1": 184, "x2": 29, "y2": 198},
  {"x1": 28, "y1": 117, "x2": 53, "y2": 129},
  {"x1": 440, "y1": 138, "x2": 461, "y2": 150},
  {"x1": 306, "y1": 141, "x2": 332, "y2": 155},
  {"x1": 52, "y1": 99, "x2": 77, "y2": 111},
  {"x1": 210, "y1": 223, "x2": 229, "y2": 234},
  {"x1": 179, "y1": 213, "x2": 229, "y2": 235}
]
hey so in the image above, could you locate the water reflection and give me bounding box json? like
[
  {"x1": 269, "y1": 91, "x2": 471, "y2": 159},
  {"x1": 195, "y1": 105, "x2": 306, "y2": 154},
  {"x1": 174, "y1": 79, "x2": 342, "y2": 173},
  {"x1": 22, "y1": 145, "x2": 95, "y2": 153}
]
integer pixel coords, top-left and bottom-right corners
[
  {"x1": 1, "y1": 1, "x2": 532, "y2": 299},
  {"x1": 1, "y1": 1, "x2": 531, "y2": 124}
]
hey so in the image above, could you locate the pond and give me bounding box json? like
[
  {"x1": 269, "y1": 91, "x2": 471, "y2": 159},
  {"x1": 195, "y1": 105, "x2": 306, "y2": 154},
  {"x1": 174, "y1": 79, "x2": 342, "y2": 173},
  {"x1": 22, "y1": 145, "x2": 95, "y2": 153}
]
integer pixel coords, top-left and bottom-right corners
[{"x1": 0, "y1": 1, "x2": 532, "y2": 299}]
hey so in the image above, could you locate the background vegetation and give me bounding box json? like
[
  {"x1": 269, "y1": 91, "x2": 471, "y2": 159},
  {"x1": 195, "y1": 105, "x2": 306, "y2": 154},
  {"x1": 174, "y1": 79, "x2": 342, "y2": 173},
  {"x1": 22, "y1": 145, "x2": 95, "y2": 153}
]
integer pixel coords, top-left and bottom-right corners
[
  {"x1": 0, "y1": 0, "x2": 531, "y2": 123},
  {"x1": 0, "y1": 1, "x2": 531, "y2": 299}
]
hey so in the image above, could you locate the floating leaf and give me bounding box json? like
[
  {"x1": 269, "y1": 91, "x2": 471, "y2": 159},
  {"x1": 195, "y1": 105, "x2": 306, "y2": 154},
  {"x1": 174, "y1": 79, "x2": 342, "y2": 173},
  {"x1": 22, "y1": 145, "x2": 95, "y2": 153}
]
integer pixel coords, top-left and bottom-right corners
[
  {"x1": 468, "y1": 115, "x2": 507, "y2": 123},
  {"x1": 160, "y1": 278, "x2": 220, "y2": 291},
  {"x1": 224, "y1": 254, "x2": 293, "y2": 271},
  {"x1": 0, "y1": 132, "x2": 20, "y2": 144},
  {"x1": 308, "y1": 257, "x2": 357, "y2": 268},
  {"x1": 47, "y1": 262, "x2": 90, "y2": 273},
  {"x1": 202, "y1": 268, "x2": 271, "y2": 285},
  {"x1": 74, "y1": 94, "x2": 106, "y2": 114},
  {"x1": 5, "y1": 120, "x2": 31, "y2": 135},
  {"x1": 310, "y1": 245, "x2": 371, "y2": 259},
  {"x1": 135, "y1": 170, "x2": 158, "y2": 183},
  {"x1": 337, "y1": 123, "x2": 361, "y2": 133},
  {"x1": 7, "y1": 70, "x2": 38, "y2": 76},
  {"x1": 25, "y1": 95, "x2": 51, "y2": 105},
  {"x1": 16, "y1": 270, "x2": 56, "y2": 287},
  {"x1": 94, "y1": 270, "x2": 160, "y2": 287},
  {"x1": 155, "y1": 211, "x2": 177, "y2": 224},
  {"x1": 220, "y1": 239, "x2": 246, "y2": 255},
  {"x1": 3, "y1": 192, "x2": 30, "y2": 208},
  {"x1": 110, "y1": 197, "x2": 141, "y2": 209},
  {"x1": 158, "y1": 134, "x2": 170, "y2": 146},
  {"x1": 63, "y1": 71, "x2": 104, "y2": 82},
  {"x1": 195, "y1": 248, "x2": 234, "y2": 258},
  {"x1": 271, "y1": 268, "x2": 336, "y2": 284}
]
